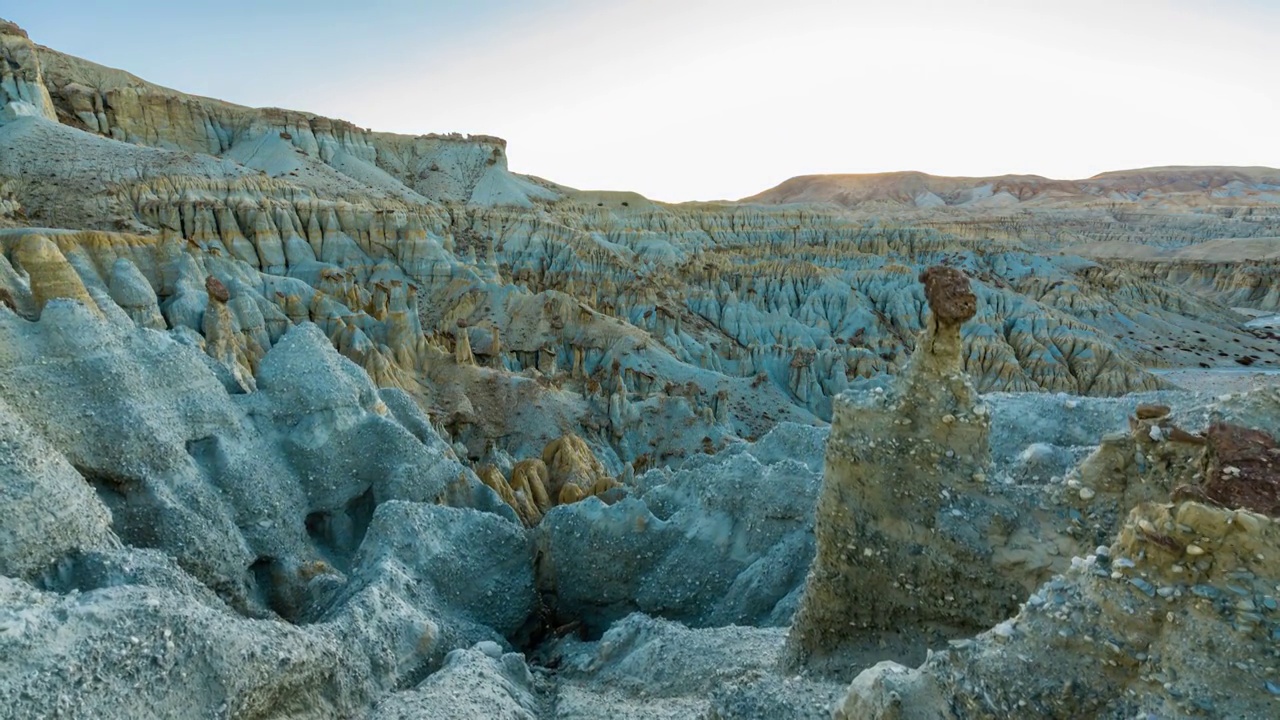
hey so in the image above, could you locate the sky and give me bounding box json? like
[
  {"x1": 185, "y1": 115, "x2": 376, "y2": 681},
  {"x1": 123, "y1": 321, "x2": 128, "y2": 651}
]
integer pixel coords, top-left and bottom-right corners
[{"x1": 10, "y1": 0, "x2": 1280, "y2": 201}]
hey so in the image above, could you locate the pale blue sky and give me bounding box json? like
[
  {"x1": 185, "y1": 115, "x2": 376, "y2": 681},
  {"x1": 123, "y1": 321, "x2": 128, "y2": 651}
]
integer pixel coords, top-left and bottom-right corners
[{"x1": 10, "y1": 0, "x2": 1280, "y2": 201}]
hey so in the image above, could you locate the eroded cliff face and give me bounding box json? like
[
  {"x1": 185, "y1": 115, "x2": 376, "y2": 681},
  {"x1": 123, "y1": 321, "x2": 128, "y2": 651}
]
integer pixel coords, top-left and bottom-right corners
[
  {"x1": 30, "y1": 40, "x2": 559, "y2": 208},
  {"x1": 1098, "y1": 257, "x2": 1280, "y2": 312},
  {"x1": 0, "y1": 19, "x2": 57, "y2": 123},
  {"x1": 0, "y1": 18, "x2": 1272, "y2": 468}
]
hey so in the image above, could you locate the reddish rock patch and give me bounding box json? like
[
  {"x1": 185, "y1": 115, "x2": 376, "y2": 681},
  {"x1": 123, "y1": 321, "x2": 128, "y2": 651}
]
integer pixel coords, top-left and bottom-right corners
[
  {"x1": 205, "y1": 275, "x2": 230, "y2": 303},
  {"x1": 1135, "y1": 404, "x2": 1171, "y2": 420},
  {"x1": 0, "y1": 19, "x2": 30, "y2": 38},
  {"x1": 1166, "y1": 426, "x2": 1207, "y2": 446},
  {"x1": 1201, "y1": 422, "x2": 1280, "y2": 517},
  {"x1": 919, "y1": 266, "x2": 976, "y2": 325}
]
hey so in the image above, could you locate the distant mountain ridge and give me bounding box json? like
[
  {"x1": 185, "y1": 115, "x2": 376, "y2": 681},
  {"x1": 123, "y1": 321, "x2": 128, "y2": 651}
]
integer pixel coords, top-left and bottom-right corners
[{"x1": 742, "y1": 167, "x2": 1280, "y2": 209}]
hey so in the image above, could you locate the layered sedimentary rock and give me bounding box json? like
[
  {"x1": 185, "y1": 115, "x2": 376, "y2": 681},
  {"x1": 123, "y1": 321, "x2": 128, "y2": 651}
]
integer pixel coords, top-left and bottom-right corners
[
  {"x1": 785, "y1": 267, "x2": 1003, "y2": 665},
  {"x1": 2, "y1": 285, "x2": 1274, "y2": 717},
  {"x1": 0, "y1": 19, "x2": 58, "y2": 122},
  {"x1": 4, "y1": 14, "x2": 1280, "y2": 718},
  {"x1": 780, "y1": 267, "x2": 1274, "y2": 670},
  {"x1": 1070, "y1": 249, "x2": 1280, "y2": 313},
  {"x1": 825, "y1": 384, "x2": 1280, "y2": 718},
  {"x1": 4, "y1": 17, "x2": 1275, "y2": 479},
  {"x1": 13, "y1": 232, "x2": 99, "y2": 317},
  {"x1": 839, "y1": 500, "x2": 1280, "y2": 719},
  {"x1": 26, "y1": 29, "x2": 558, "y2": 209},
  {"x1": 746, "y1": 167, "x2": 1280, "y2": 212}
]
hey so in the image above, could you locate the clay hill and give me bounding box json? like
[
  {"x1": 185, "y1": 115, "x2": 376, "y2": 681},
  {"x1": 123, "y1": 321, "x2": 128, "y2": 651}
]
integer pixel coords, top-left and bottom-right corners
[
  {"x1": 3, "y1": 15, "x2": 1280, "y2": 719},
  {"x1": 743, "y1": 167, "x2": 1280, "y2": 210}
]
